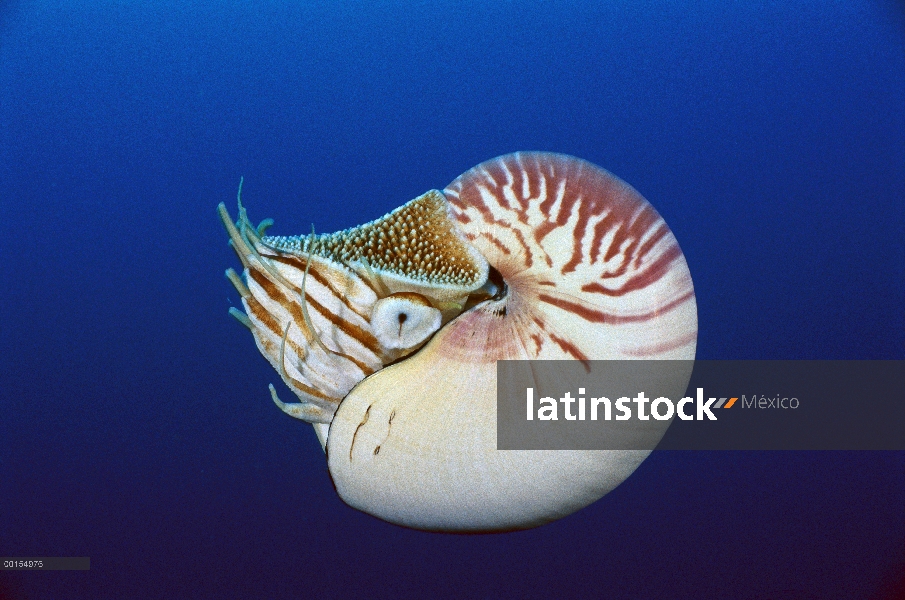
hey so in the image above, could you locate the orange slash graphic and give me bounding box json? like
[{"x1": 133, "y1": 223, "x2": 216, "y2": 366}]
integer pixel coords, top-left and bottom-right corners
[{"x1": 723, "y1": 397, "x2": 738, "y2": 409}]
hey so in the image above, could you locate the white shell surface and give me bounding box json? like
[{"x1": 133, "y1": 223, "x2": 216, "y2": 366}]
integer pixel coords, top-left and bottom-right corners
[{"x1": 326, "y1": 152, "x2": 697, "y2": 531}]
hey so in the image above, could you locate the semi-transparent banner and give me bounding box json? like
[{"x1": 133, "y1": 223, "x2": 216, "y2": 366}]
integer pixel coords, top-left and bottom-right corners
[{"x1": 496, "y1": 360, "x2": 904, "y2": 450}]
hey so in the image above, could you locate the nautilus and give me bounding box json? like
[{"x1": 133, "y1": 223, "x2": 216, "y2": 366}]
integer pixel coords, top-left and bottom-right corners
[{"x1": 219, "y1": 152, "x2": 696, "y2": 532}]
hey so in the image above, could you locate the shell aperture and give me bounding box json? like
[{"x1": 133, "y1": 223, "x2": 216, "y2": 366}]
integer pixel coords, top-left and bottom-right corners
[{"x1": 219, "y1": 152, "x2": 697, "y2": 531}]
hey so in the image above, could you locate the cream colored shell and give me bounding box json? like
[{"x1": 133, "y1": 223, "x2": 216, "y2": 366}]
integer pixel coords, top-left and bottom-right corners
[{"x1": 220, "y1": 152, "x2": 697, "y2": 532}]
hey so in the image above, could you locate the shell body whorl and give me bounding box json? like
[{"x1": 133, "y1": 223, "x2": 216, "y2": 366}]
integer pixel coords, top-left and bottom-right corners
[{"x1": 326, "y1": 152, "x2": 697, "y2": 531}]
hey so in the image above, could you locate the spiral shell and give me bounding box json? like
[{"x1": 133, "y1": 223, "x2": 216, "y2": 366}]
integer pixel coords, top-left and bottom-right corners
[{"x1": 220, "y1": 152, "x2": 696, "y2": 531}]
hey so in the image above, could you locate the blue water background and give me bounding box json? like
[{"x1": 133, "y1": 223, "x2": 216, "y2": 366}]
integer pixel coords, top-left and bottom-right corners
[{"x1": 1, "y1": 1, "x2": 903, "y2": 598}]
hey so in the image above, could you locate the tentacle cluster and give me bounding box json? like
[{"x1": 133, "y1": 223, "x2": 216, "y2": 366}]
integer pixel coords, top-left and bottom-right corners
[
  {"x1": 219, "y1": 199, "x2": 350, "y2": 424},
  {"x1": 218, "y1": 187, "x2": 490, "y2": 428}
]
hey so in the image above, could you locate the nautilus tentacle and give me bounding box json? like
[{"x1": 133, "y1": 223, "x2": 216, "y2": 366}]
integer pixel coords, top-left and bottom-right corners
[{"x1": 220, "y1": 152, "x2": 696, "y2": 532}]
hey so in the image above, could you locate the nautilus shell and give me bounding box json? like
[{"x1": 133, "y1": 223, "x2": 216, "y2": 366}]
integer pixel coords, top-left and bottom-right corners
[{"x1": 219, "y1": 152, "x2": 696, "y2": 532}]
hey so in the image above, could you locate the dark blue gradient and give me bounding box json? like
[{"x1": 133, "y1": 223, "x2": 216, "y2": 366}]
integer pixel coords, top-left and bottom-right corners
[{"x1": 1, "y1": 1, "x2": 902, "y2": 598}]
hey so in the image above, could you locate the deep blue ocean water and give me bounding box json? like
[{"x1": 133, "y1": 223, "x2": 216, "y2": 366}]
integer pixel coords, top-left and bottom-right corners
[{"x1": 1, "y1": 1, "x2": 903, "y2": 598}]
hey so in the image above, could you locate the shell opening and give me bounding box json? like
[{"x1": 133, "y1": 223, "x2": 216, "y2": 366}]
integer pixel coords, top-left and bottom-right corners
[
  {"x1": 486, "y1": 264, "x2": 508, "y2": 301},
  {"x1": 460, "y1": 264, "x2": 507, "y2": 313}
]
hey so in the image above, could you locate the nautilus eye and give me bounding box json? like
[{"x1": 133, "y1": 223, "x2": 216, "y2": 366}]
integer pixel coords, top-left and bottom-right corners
[
  {"x1": 219, "y1": 152, "x2": 697, "y2": 532},
  {"x1": 370, "y1": 293, "x2": 442, "y2": 351}
]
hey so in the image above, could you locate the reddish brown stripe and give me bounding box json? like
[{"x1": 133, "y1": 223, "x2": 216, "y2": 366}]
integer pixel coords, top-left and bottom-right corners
[
  {"x1": 248, "y1": 268, "x2": 382, "y2": 356},
  {"x1": 585, "y1": 245, "x2": 682, "y2": 297},
  {"x1": 537, "y1": 294, "x2": 609, "y2": 323},
  {"x1": 509, "y1": 223, "x2": 534, "y2": 268},
  {"x1": 284, "y1": 370, "x2": 338, "y2": 403},
  {"x1": 530, "y1": 333, "x2": 544, "y2": 354},
  {"x1": 454, "y1": 210, "x2": 472, "y2": 225},
  {"x1": 464, "y1": 210, "x2": 535, "y2": 269},
  {"x1": 581, "y1": 282, "x2": 622, "y2": 296},
  {"x1": 298, "y1": 287, "x2": 382, "y2": 357},
  {"x1": 532, "y1": 220, "x2": 558, "y2": 247},
  {"x1": 623, "y1": 290, "x2": 695, "y2": 323},
  {"x1": 328, "y1": 348, "x2": 376, "y2": 378},
  {"x1": 633, "y1": 244, "x2": 683, "y2": 291},
  {"x1": 246, "y1": 295, "x2": 283, "y2": 338},
  {"x1": 502, "y1": 157, "x2": 533, "y2": 225},
  {"x1": 560, "y1": 197, "x2": 595, "y2": 274},
  {"x1": 616, "y1": 207, "x2": 658, "y2": 264},
  {"x1": 482, "y1": 231, "x2": 512, "y2": 255},
  {"x1": 604, "y1": 221, "x2": 630, "y2": 262},
  {"x1": 602, "y1": 205, "x2": 657, "y2": 264},
  {"x1": 589, "y1": 212, "x2": 618, "y2": 265},
  {"x1": 249, "y1": 289, "x2": 375, "y2": 395},
  {"x1": 516, "y1": 157, "x2": 534, "y2": 210},
  {"x1": 643, "y1": 290, "x2": 696, "y2": 321},
  {"x1": 538, "y1": 290, "x2": 694, "y2": 325},
  {"x1": 623, "y1": 332, "x2": 697, "y2": 357},
  {"x1": 536, "y1": 174, "x2": 560, "y2": 222},
  {"x1": 550, "y1": 333, "x2": 590, "y2": 368},
  {"x1": 454, "y1": 181, "x2": 497, "y2": 224},
  {"x1": 268, "y1": 255, "x2": 371, "y2": 319},
  {"x1": 347, "y1": 262, "x2": 378, "y2": 295},
  {"x1": 245, "y1": 299, "x2": 337, "y2": 403},
  {"x1": 556, "y1": 175, "x2": 583, "y2": 226},
  {"x1": 629, "y1": 205, "x2": 659, "y2": 239},
  {"x1": 529, "y1": 315, "x2": 547, "y2": 355},
  {"x1": 485, "y1": 161, "x2": 508, "y2": 192},
  {"x1": 634, "y1": 225, "x2": 670, "y2": 267}
]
